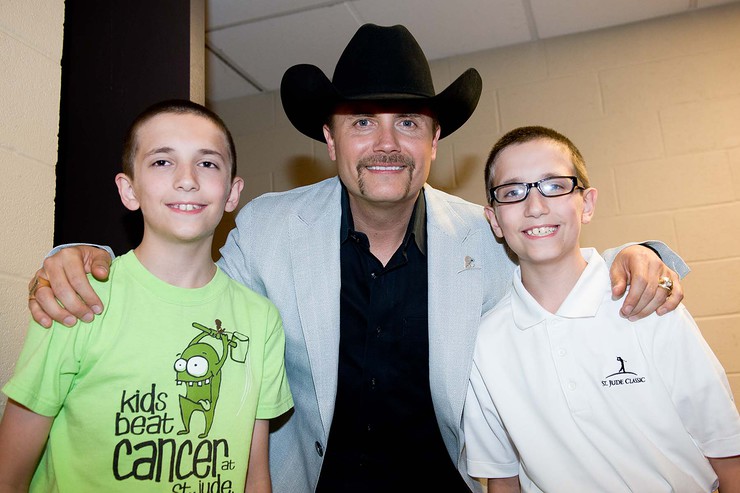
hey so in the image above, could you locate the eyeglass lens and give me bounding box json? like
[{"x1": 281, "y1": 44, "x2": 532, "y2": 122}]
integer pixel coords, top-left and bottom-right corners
[{"x1": 491, "y1": 176, "x2": 578, "y2": 203}]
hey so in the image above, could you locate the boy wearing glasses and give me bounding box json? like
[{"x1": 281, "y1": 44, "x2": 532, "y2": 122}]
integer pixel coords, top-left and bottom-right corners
[{"x1": 463, "y1": 126, "x2": 740, "y2": 492}]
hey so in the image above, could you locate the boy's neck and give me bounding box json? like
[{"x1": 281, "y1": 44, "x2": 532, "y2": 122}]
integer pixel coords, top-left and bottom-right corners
[
  {"x1": 133, "y1": 235, "x2": 217, "y2": 288},
  {"x1": 518, "y1": 249, "x2": 588, "y2": 314}
]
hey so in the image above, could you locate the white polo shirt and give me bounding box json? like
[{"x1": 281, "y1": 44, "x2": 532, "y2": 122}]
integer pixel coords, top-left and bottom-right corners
[{"x1": 463, "y1": 248, "x2": 740, "y2": 492}]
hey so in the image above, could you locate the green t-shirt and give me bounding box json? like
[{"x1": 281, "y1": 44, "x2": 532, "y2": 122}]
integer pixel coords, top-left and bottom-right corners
[{"x1": 3, "y1": 251, "x2": 293, "y2": 492}]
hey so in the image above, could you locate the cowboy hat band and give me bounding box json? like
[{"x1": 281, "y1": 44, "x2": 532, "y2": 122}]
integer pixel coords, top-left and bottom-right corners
[{"x1": 280, "y1": 23, "x2": 482, "y2": 142}]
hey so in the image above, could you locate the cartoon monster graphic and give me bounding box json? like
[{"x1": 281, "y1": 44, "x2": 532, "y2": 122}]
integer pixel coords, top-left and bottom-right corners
[{"x1": 174, "y1": 320, "x2": 230, "y2": 439}]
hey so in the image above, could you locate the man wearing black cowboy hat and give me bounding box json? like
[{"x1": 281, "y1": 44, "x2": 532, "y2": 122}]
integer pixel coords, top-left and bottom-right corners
[
  {"x1": 267, "y1": 24, "x2": 683, "y2": 492},
  {"x1": 29, "y1": 23, "x2": 686, "y2": 492}
]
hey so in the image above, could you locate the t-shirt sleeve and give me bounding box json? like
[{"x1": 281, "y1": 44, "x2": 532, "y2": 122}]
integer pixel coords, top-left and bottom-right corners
[
  {"x1": 463, "y1": 358, "x2": 520, "y2": 479},
  {"x1": 3, "y1": 318, "x2": 95, "y2": 417},
  {"x1": 255, "y1": 302, "x2": 293, "y2": 420},
  {"x1": 645, "y1": 305, "x2": 740, "y2": 458},
  {"x1": 3, "y1": 273, "x2": 107, "y2": 417}
]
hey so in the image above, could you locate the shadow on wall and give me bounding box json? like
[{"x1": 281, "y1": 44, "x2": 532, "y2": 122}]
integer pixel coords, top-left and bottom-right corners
[
  {"x1": 450, "y1": 153, "x2": 484, "y2": 192},
  {"x1": 212, "y1": 211, "x2": 237, "y2": 261},
  {"x1": 283, "y1": 155, "x2": 336, "y2": 190},
  {"x1": 426, "y1": 149, "x2": 489, "y2": 208}
]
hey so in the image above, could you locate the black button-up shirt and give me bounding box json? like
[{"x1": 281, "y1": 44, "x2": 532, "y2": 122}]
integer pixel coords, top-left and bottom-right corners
[{"x1": 316, "y1": 187, "x2": 470, "y2": 492}]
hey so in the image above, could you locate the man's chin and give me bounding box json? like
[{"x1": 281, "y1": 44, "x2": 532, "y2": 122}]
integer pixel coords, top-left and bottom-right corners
[{"x1": 358, "y1": 188, "x2": 417, "y2": 206}]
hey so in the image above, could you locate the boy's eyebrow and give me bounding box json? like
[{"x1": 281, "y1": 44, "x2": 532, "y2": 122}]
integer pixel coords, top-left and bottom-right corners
[
  {"x1": 143, "y1": 147, "x2": 225, "y2": 159},
  {"x1": 495, "y1": 171, "x2": 563, "y2": 184},
  {"x1": 196, "y1": 148, "x2": 226, "y2": 159},
  {"x1": 143, "y1": 146, "x2": 176, "y2": 157}
]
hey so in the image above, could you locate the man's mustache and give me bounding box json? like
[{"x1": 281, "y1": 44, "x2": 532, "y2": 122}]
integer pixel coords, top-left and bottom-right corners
[{"x1": 357, "y1": 154, "x2": 414, "y2": 169}]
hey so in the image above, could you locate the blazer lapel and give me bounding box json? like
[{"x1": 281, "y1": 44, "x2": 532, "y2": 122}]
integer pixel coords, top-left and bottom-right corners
[
  {"x1": 425, "y1": 186, "x2": 486, "y2": 454},
  {"x1": 288, "y1": 179, "x2": 343, "y2": 434}
]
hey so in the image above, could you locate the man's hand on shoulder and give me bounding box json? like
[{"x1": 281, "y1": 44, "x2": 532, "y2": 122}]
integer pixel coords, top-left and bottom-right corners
[
  {"x1": 28, "y1": 246, "x2": 112, "y2": 328},
  {"x1": 609, "y1": 244, "x2": 683, "y2": 321}
]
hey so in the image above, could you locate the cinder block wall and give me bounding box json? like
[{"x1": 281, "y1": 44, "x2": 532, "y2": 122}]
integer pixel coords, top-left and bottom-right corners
[
  {"x1": 0, "y1": 3, "x2": 64, "y2": 414},
  {"x1": 212, "y1": 3, "x2": 740, "y2": 403}
]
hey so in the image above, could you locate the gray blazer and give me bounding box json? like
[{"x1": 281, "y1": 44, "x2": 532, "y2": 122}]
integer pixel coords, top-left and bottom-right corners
[{"x1": 217, "y1": 176, "x2": 686, "y2": 492}]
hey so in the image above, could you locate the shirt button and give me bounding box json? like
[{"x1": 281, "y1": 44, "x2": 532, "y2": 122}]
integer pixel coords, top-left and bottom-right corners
[
  {"x1": 375, "y1": 326, "x2": 382, "y2": 336},
  {"x1": 370, "y1": 377, "x2": 377, "y2": 390},
  {"x1": 370, "y1": 272, "x2": 377, "y2": 279},
  {"x1": 558, "y1": 348, "x2": 566, "y2": 357},
  {"x1": 568, "y1": 381, "x2": 577, "y2": 391},
  {"x1": 314, "y1": 441, "x2": 324, "y2": 457}
]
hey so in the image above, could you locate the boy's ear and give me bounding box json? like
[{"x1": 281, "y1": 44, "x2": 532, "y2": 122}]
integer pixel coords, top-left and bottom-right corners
[
  {"x1": 484, "y1": 205, "x2": 505, "y2": 239},
  {"x1": 115, "y1": 173, "x2": 140, "y2": 211},
  {"x1": 224, "y1": 177, "x2": 244, "y2": 213},
  {"x1": 581, "y1": 187, "x2": 598, "y2": 224}
]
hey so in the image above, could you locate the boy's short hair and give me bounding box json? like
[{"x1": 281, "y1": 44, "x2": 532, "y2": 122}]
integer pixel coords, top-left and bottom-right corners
[
  {"x1": 484, "y1": 126, "x2": 590, "y2": 204},
  {"x1": 121, "y1": 99, "x2": 237, "y2": 180}
]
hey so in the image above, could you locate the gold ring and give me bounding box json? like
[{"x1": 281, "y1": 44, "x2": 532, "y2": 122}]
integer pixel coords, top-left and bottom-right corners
[
  {"x1": 657, "y1": 276, "x2": 673, "y2": 295},
  {"x1": 28, "y1": 275, "x2": 51, "y2": 301}
]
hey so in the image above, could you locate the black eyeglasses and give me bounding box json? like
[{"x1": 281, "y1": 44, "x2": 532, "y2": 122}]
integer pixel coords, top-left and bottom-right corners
[{"x1": 490, "y1": 176, "x2": 584, "y2": 204}]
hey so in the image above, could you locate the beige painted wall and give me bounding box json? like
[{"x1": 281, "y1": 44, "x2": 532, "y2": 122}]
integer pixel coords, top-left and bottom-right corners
[
  {"x1": 212, "y1": 3, "x2": 740, "y2": 404},
  {"x1": 0, "y1": 2, "x2": 64, "y2": 414}
]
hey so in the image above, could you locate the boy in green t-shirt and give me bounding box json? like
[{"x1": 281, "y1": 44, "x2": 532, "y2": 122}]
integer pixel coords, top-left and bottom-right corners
[{"x1": 0, "y1": 100, "x2": 293, "y2": 492}]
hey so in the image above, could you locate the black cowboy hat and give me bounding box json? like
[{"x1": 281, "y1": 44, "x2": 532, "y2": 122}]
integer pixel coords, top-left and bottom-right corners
[{"x1": 280, "y1": 23, "x2": 482, "y2": 142}]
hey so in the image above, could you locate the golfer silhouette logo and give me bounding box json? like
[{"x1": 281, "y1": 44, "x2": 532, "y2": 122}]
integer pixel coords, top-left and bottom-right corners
[
  {"x1": 605, "y1": 356, "x2": 637, "y2": 379},
  {"x1": 602, "y1": 356, "x2": 647, "y2": 388}
]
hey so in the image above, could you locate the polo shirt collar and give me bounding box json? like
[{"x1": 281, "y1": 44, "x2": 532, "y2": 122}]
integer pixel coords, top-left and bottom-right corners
[{"x1": 511, "y1": 248, "x2": 610, "y2": 330}]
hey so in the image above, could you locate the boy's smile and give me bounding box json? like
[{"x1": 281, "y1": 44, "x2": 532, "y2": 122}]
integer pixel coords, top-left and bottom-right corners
[{"x1": 524, "y1": 226, "x2": 558, "y2": 237}]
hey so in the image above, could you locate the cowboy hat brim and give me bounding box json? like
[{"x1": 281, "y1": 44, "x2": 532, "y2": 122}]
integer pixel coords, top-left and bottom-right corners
[{"x1": 280, "y1": 64, "x2": 482, "y2": 143}]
